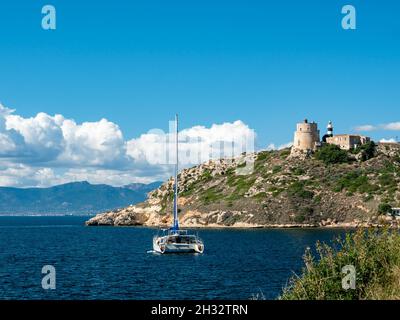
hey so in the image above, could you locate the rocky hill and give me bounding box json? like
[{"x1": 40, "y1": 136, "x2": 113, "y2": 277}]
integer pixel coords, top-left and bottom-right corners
[{"x1": 86, "y1": 143, "x2": 400, "y2": 228}]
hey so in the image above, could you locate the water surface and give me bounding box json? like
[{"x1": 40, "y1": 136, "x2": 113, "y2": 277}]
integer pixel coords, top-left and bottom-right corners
[{"x1": 0, "y1": 216, "x2": 346, "y2": 300}]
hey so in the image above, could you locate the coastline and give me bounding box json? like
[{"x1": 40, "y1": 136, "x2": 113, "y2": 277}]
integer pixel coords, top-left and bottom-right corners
[{"x1": 85, "y1": 219, "x2": 399, "y2": 229}]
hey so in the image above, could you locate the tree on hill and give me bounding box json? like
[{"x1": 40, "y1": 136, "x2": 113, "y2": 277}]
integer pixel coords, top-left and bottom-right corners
[
  {"x1": 352, "y1": 141, "x2": 376, "y2": 161},
  {"x1": 315, "y1": 144, "x2": 349, "y2": 165}
]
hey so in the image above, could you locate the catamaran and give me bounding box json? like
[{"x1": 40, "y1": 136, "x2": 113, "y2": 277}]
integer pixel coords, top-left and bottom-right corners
[{"x1": 152, "y1": 115, "x2": 204, "y2": 254}]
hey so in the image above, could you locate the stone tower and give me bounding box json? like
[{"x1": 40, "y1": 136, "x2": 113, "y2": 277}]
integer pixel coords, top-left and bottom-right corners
[{"x1": 292, "y1": 119, "x2": 320, "y2": 151}]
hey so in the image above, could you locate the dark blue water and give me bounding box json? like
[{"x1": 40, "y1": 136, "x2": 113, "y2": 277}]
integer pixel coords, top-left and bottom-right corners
[{"x1": 0, "y1": 216, "x2": 346, "y2": 300}]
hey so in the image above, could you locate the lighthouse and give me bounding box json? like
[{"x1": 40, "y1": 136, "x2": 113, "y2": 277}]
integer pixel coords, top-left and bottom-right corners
[
  {"x1": 322, "y1": 121, "x2": 334, "y2": 142},
  {"x1": 327, "y1": 121, "x2": 333, "y2": 137}
]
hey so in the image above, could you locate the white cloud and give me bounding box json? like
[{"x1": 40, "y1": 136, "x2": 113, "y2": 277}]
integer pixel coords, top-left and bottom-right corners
[
  {"x1": 354, "y1": 125, "x2": 376, "y2": 132},
  {"x1": 1, "y1": 104, "x2": 128, "y2": 167},
  {"x1": 126, "y1": 120, "x2": 256, "y2": 166},
  {"x1": 382, "y1": 122, "x2": 400, "y2": 131},
  {"x1": 380, "y1": 138, "x2": 397, "y2": 143},
  {"x1": 58, "y1": 118, "x2": 127, "y2": 167},
  {"x1": 0, "y1": 103, "x2": 257, "y2": 187},
  {"x1": 355, "y1": 122, "x2": 400, "y2": 132},
  {"x1": 266, "y1": 142, "x2": 293, "y2": 151}
]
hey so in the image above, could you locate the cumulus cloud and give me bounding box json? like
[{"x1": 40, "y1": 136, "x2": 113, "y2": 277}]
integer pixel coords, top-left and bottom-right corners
[
  {"x1": 58, "y1": 118, "x2": 128, "y2": 167},
  {"x1": 0, "y1": 103, "x2": 257, "y2": 187},
  {"x1": 380, "y1": 138, "x2": 398, "y2": 143},
  {"x1": 126, "y1": 120, "x2": 256, "y2": 166},
  {"x1": 355, "y1": 122, "x2": 400, "y2": 132},
  {"x1": 266, "y1": 142, "x2": 293, "y2": 151},
  {"x1": 383, "y1": 122, "x2": 400, "y2": 130},
  {"x1": 354, "y1": 125, "x2": 377, "y2": 132}
]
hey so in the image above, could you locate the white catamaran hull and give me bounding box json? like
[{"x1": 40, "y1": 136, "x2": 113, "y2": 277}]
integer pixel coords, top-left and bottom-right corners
[{"x1": 153, "y1": 236, "x2": 204, "y2": 254}]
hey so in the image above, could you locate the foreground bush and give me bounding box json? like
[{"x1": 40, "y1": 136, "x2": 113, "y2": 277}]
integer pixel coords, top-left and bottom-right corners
[{"x1": 281, "y1": 229, "x2": 400, "y2": 300}]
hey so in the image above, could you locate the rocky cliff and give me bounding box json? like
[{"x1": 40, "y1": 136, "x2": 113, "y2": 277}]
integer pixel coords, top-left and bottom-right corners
[{"x1": 86, "y1": 143, "x2": 400, "y2": 228}]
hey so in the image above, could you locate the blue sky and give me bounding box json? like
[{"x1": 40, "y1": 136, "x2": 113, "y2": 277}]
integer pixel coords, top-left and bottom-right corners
[{"x1": 0, "y1": 0, "x2": 399, "y2": 186}]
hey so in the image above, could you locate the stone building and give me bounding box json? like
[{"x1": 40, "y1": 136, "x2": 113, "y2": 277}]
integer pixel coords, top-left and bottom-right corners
[
  {"x1": 325, "y1": 134, "x2": 370, "y2": 150},
  {"x1": 291, "y1": 119, "x2": 371, "y2": 153},
  {"x1": 292, "y1": 119, "x2": 320, "y2": 151}
]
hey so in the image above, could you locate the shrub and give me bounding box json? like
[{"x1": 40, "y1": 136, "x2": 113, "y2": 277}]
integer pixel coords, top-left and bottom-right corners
[
  {"x1": 288, "y1": 181, "x2": 314, "y2": 199},
  {"x1": 315, "y1": 144, "x2": 348, "y2": 165},
  {"x1": 252, "y1": 192, "x2": 267, "y2": 202},
  {"x1": 294, "y1": 214, "x2": 306, "y2": 223},
  {"x1": 379, "y1": 173, "x2": 396, "y2": 187},
  {"x1": 363, "y1": 194, "x2": 373, "y2": 202},
  {"x1": 257, "y1": 151, "x2": 271, "y2": 162},
  {"x1": 378, "y1": 203, "x2": 392, "y2": 215},
  {"x1": 291, "y1": 167, "x2": 305, "y2": 176},
  {"x1": 268, "y1": 186, "x2": 283, "y2": 197},
  {"x1": 334, "y1": 170, "x2": 378, "y2": 194},
  {"x1": 200, "y1": 170, "x2": 213, "y2": 182},
  {"x1": 272, "y1": 165, "x2": 282, "y2": 174},
  {"x1": 200, "y1": 188, "x2": 224, "y2": 204},
  {"x1": 280, "y1": 149, "x2": 291, "y2": 159},
  {"x1": 281, "y1": 228, "x2": 400, "y2": 300},
  {"x1": 352, "y1": 141, "x2": 376, "y2": 161},
  {"x1": 394, "y1": 153, "x2": 400, "y2": 164}
]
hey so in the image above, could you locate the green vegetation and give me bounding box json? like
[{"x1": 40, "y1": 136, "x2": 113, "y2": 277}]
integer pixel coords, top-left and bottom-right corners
[
  {"x1": 291, "y1": 167, "x2": 305, "y2": 176},
  {"x1": 352, "y1": 141, "x2": 376, "y2": 161},
  {"x1": 315, "y1": 144, "x2": 348, "y2": 165},
  {"x1": 294, "y1": 214, "x2": 306, "y2": 223},
  {"x1": 256, "y1": 151, "x2": 271, "y2": 162},
  {"x1": 287, "y1": 181, "x2": 314, "y2": 199},
  {"x1": 272, "y1": 165, "x2": 282, "y2": 174},
  {"x1": 267, "y1": 186, "x2": 283, "y2": 197},
  {"x1": 313, "y1": 194, "x2": 322, "y2": 204},
  {"x1": 280, "y1": 149, "x2": 291, "y2": 159},
  {"x1": 293, "y1": 207, "x2": 314, "y2": 223},
  {"x1": 363, "y1": 194, "x2": 374, "y2": 203},
  {"x1": 200, "y1": 169, "x2": 213, "y2": 182},
  {"x1": 200, "y1": 186, "x2": 224, "y2": 204},
  {"x1": 225, "y1": 175, "x2": 257, "y2": 201},
  {"x1": 180, "y1": 183, "x2": 196, "y2": 197},
  {"x1": 252, "y1": 192, "x2": 267, "y2": 202},
  {"x1": 333, "y1": 170, "x2": 378, "y2": 194},
  {"x1": 378, "y1": 203, "x2": 392, "y2": 215},
  {"x1": 281, "y1": 229, "x2": 400, "y2": 300},
  {"x1": 254, "y1": 151, "x2": 272, "y2": 172},
  {"x1": 379, "y1": 172, "x2": 396, "y2": 187},
  {"x1": 237, "y1": 161, "x2": 247, "y2": 169}
]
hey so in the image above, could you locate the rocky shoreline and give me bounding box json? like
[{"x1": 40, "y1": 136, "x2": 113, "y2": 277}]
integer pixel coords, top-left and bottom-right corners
[{"x1": 86, "y1": 208, "x2": 400, "y2": 229}]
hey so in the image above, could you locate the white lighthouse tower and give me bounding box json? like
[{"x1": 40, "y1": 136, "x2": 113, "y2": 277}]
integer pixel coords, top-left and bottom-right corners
[
  {"x1": 321, "y1": 121, "x2": 334, "y2": 143},
  {"x1": 327, "y1": 121, "x2": 333, "y2": 137}
]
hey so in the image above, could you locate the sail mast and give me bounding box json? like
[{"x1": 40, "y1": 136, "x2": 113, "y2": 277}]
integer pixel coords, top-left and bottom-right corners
[{"x1": 173, "y1": 114, "x2": 179, "y2": 230}]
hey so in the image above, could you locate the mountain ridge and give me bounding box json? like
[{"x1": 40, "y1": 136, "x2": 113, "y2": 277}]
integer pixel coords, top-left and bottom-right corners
[{"x1": 0, "y1": 181, "x2": 162, "y2": 215}]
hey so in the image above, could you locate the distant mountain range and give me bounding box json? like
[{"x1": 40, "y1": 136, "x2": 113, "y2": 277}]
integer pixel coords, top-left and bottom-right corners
[{"x1": 0, "y1": 181, "x2": 162, "y2": 215}]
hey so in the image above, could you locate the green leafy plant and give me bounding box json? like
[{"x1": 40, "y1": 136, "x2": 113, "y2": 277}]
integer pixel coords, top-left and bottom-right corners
[
  {"x1": 378, "y1": 203, "x2": 392, "y2": 215},
  {"x1": 315, "y1": 144, "x2": 348, "y2": 165},
  {"x1": 288, "y1": 181, "x2": 314, "y2": 199},
  {"x1": 281, "y1": 228, "x2": 400, "y2": 300}
]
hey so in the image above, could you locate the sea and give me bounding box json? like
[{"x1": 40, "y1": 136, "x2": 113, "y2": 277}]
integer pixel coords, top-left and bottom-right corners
[{"x1": 0, "y1": 216, "x2": 347, "y2": 300}]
